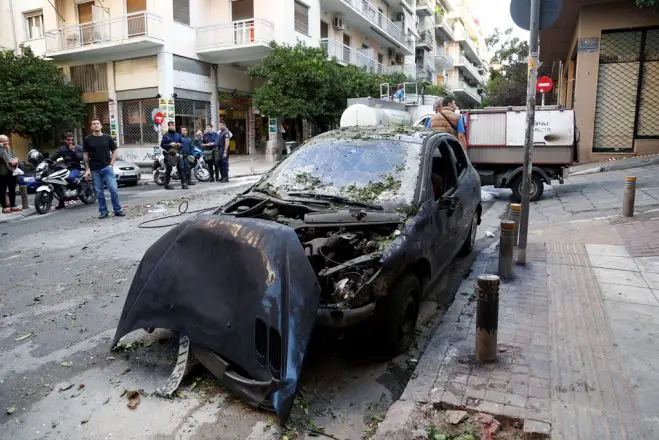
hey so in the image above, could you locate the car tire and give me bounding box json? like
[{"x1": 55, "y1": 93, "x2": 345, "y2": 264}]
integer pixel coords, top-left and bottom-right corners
[
  {"x1": 458, "y1": 212, "x2": 478, "y2": 257},
  {"x1": 374, "y1": 274, "x2": 420, "y2": 357},
  {"x1": 511, "y1": 173, "x2": 544, "y2": 203}
]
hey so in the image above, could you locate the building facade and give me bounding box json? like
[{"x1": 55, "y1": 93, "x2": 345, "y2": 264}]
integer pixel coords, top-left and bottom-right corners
[
  {"x1": 541, "y1": 0, "x2": 659, "y2": 163},
  {"x1": 3, "y1": 0, "x2": 487, "y2": 162}
]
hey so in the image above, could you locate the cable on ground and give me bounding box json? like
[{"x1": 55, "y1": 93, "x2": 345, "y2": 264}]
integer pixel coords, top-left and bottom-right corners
[{"x1": 137, "y1": 200, "x2": 218, "y2": 229}]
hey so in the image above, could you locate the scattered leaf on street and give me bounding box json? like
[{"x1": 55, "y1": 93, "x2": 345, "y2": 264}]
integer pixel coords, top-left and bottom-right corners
[
  {"x1": 51, "y1": 422, "x2": 57, "y2": 429},
  {"x1": 120, "y1": 368, "x2": 131, "y2": 376},
  {"x1": 103, "y1": 397, "x2": 110, "y2": 405},
  {"x1": 6, "y1": 405, "x2": 16, "y2": 415},
  {"x1": 61, "y1": 361, "x2": 72, "y2": 368},
  {"x1": 15, "y1": 333, "x2": 33, "y2": 342},
  {"x1": 81, "y1": 418, "x2": 89, "y2": 425},
  {"x1": 58, "y1": 383, "x2": 74, "y2": 392},
  {"x1": 77, "y1": 384, "x2": 85, "y2": 391},
  {"x1": 126, "y1": 390, "x2": 140, "y2": 409},
  {"x1": 174, "y1": 391, "x2": 185, "y2": 399},
  {"x1": 120, "y1": 389, "x2": 127, "y2": 398},
  {"x1": 190, "y1": 381, "x2": 199, "y2": 390}
]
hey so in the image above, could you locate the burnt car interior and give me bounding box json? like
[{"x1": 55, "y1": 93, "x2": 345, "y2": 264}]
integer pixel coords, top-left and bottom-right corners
[{"x1": 431, "y1": 141, "x2": 458, "y2": 200}]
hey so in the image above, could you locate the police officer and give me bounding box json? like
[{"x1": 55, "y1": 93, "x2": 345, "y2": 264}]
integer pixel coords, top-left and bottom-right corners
[
  {"x1": 49, "y1": 134, "x2": 84, "y2": 209},
  {"x1": 160, "y1": 121, "x2": 187, "y2": 190},
  {"x1": 217, "y1": 121, "x2": 231, "y2": 183},
  {"x1": 201, "y1": 125, "x2": 219, "y2": 182},
  {"x1": 179, "y1": 127, "x2": 196, "y2": 186}
]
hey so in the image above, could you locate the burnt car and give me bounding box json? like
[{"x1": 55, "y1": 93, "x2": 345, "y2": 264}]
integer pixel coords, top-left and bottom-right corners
[{"x1": 112, "y1": 126, "x2": 482, "y2": 424}]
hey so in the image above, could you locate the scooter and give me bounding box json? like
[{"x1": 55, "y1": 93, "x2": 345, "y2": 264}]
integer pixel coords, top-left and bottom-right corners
[
  {"x1": 33, "y1": 160, "x2": 96, "y2": 214},
  {"x1": 153, "y1": 146, "x2": 210, "y2": 186}
]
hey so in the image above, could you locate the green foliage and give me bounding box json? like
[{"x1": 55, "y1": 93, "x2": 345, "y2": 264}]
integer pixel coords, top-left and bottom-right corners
[
  {"x1": 636, "y1": 0, "x2": 659, "y2": 9},
  {"x1": 0, "y1": 45, "x2": 85, "y2": 146},
  {"x1": 483, "y1": 27, "x2": 529, "y2": 107},
  {"x1": 248, "y1": 42, "x2": 414, "y2": 131},
  {"x1": 423, "y1": 84, "x2": 448, "y2": 97}
]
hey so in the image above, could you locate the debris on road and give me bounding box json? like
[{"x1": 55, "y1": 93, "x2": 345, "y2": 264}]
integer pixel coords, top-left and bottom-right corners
[
  {"x1": 60, "y1": 361, "x2": 72, "y2": 367},
  {"x1": 6, "y1": 405, "x2": 16, "y2": 415},
  {"x1": 485, "y1": 231, "x2": 495, "y2": 238},
  {"x1": 126, "y1": 390, "x2": 141, "y2": 410},
  {"x1": 15, "y1": 333, "x2": 33, "y2": 342},
  {"x1": 446, "y1": 410, "x2": 468, "y2": 425},
  {"x1": 120, "y1": 368, "x2": 131, "y2": 376},
  {"x1": 58, "y1": 383, "x2": 74, "y2": 392}
]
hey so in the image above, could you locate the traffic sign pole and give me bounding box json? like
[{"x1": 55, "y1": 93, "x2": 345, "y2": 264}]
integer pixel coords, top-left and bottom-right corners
[
  {"x1": 518, "y1": 0, "x2": 540, "y2": 265},
  {"x1": 541, "y1": 93, "x2": 545, "y2": 106}
]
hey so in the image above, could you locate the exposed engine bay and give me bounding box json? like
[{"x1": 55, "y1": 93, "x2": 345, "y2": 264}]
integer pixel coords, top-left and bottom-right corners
[{"x1": 220, "y1": 195, "x2": 403, "y2": 308}]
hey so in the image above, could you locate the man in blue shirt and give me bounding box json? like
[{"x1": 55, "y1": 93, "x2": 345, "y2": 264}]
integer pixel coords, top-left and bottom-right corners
[
  {"x1": 179, "y1": 127, "x2": 196, "y2": 186},
  {"x1": 201, "y1": 125, "x2": 219, "y2": 182},
  {"x1": 160, "y1": 121, "x2": 187, "y2": 190},
  {"x1": 217, "y1": 121, "x2": 231, "y2": 183}
]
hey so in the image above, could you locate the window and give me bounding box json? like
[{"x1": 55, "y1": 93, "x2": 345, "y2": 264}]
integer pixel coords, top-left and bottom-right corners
[
  {"x1": 25, "y1": 10, "x2": 44, "y2": 40},
  {"x1": 173, "y1": 0, "x2": 190, "y2": 26},
  {"x1": 446, "y1": 139, "x2": 468, "y2": 177},
  {"x1": 119, "y1": 98, "x2": 159, "y2": 145},
  {"x1": 294, "y1": 1, "x2": 309, "y2": 35},
  {"x1": 430, "y1": 143, "x2": 457, "y2": 200},
  {"x1": 70, "y1": 64, "x2": 108, "y2": 93}
]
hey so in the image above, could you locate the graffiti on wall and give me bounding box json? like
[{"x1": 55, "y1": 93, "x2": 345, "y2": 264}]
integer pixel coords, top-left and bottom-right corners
[{"x1": 118, "y1": 147, "x2": 161, "y2": 164}]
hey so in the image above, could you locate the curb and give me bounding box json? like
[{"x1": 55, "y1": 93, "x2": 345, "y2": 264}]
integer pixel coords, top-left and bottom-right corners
[
  {"x1": 568, "y1": 155, "x2": 659, "y2": 176},
  {"x1": 0, "y1": 208, "x2": 37, "y2": 225}
]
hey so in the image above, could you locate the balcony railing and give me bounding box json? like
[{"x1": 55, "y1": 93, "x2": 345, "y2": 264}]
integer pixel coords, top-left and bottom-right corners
[
  {"x1": 44, "y1": 12, "x2": 163, "y2": 53},
  {"x1": 435, "y1": 14, "x2": 454, "y2": 39},
  {"x1": 416, "y1": 0, "x2": 434, "y2": 15},
  {"x1": 454, "y1": 55, "x2": 483, "y2": 83},
  {"x1": 339, "y1": 0, "x2": 413, "y2": 52},
  {"x1": 451, "y1": 80, "x2": 481, "y2": 102},
  {"x1": 321, "y1": 38, "x2": 391, "y2": 74},
  {"x1": 389, "y1": 63, "x2": 417, "y2": 78},
  {"x1": 454, "y1": 31, "x2": 481, "y2": 64},
  {"x1": 197, "y1": 19, "x2": 274, "y2": 51},
  {"x1": 435, "y1": 49, "x2": 453, "y2": 69}
]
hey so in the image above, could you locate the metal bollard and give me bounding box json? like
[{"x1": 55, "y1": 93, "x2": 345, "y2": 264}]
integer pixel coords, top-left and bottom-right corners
[
  {"x1": 475, "y1": 274, "x2": 500, "y2": 363},
  {"x1": 509, "y1": 203, "x2": 521, "y2": 246},
  {"x1": 498, "y1": 220, "x2": 516, "y2": 280},
  {"x1": 19, "y1": 186, "x2": 29, "y2": 209},
  {"x1": 623, "y1": 176, "x2": 636, "y2": 217}
]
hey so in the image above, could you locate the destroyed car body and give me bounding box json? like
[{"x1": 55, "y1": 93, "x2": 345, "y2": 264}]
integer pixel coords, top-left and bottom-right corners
[{"x1": 112, "y1": 126, "x2": 482, "y2": 424}]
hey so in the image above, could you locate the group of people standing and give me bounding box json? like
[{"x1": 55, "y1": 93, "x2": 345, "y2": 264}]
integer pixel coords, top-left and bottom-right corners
[{"x1": 160, "y1": 121, "x2": 231, "y2": 190}]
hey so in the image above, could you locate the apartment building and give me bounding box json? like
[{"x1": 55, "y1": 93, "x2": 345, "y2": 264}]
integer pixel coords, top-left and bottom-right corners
[{"x1": 2, "y1": 0, "x2": 422, "y2": 162}]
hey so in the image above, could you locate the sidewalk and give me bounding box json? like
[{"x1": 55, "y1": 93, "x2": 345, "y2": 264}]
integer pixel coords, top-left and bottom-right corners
[
  {"x1": 140, "y1": 154, "x2": 275, "y2": 183},
  {"x1": 375, "y1": 201, "x2": 659, "y2": 439},
  {"x1": 568, "y1": 153, "x2": 659, "y2": 176}
]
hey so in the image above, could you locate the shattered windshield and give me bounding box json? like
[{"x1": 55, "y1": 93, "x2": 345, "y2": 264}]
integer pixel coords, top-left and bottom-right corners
[{"x1": 256, "y1": 138, "x2": 422, "y2": 208}]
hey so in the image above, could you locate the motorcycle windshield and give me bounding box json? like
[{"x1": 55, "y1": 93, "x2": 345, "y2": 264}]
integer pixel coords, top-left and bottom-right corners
[{"x1": 112, "y1": 215, "x2": 321, "y2": 423}]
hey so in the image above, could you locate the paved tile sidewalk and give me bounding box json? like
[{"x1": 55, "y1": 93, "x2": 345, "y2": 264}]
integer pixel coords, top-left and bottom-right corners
[{"x1": 376, "y1": 204, "x2": 659, "y2": 439}]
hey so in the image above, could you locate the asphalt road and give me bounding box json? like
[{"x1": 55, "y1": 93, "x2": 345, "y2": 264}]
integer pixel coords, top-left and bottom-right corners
[{"x1": 0, "y1": 178, "x2": 495, "y2": 440}]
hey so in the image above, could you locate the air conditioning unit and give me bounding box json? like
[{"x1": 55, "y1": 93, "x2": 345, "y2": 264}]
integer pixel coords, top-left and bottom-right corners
[
  {"x1": 333, "y1": 17, "x2": 344, "y2": 30},
  {"x1": 387, "y1": 48, "x2": 396, "y2": 58}
]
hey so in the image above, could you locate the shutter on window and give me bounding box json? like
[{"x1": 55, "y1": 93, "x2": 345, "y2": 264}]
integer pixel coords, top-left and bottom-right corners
[{"x1": 173, "y1": 0, "x2": 190, "y2": 25}]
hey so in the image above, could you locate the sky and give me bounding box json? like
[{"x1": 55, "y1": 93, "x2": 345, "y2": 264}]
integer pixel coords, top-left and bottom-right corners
[{"x1": 470, "y1": 0, "x2": 529, "y2": 41}]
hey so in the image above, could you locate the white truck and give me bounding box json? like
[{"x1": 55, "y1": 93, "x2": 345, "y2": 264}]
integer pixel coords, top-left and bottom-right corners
[{"x1": 340, "y1": 87, "x2": 577, "y2": 202}]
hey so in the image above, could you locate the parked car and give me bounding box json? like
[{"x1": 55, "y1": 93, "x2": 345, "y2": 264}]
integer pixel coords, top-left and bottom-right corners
[
  {"x1": 112, "y1": 126, "x2": 482, "y2": 424},
  {"x1": 113, "y1": 158, "x2": 141, "y2": 186}
]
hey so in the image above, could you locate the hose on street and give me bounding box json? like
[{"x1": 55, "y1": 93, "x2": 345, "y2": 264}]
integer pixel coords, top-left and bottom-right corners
[{"x1": 137, "y1": 200, "x2": 218, "y2": 229}]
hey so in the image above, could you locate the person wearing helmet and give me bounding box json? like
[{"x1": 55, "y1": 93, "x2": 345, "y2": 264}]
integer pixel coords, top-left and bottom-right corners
[
  {"x1": 49, "y1": 135, "x2": 85, "y2": 209},
  {"x1": 27, "y1": 149, "x2": 44, "y2": 167}
]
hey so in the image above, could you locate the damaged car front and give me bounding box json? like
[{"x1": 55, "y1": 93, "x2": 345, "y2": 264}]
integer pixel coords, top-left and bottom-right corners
[{"x1": 111, "y1": 128, "x2": 430, "y2": 424}]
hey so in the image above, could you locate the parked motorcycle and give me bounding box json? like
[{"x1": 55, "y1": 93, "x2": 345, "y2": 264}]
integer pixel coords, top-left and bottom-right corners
[
  {"x1": 34, "y1": 160, "x2": 96, "y2": 214},
  {"x1": 152, "y1": 146, "x2": 210, "y2": 186}
]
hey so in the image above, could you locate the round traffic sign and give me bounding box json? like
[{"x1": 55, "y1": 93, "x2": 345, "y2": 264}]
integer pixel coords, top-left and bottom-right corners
[
  {"x1": 153, "y1": 111, "x2": 165, "y2": 125},
  {"x1": 536, "y1": 76, "x2": 553, "y2": 94}
]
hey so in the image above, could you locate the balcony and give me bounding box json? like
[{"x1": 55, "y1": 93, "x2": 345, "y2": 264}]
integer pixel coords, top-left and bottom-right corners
[
  {"x1": 435, "y1": 49, "x2": 453, "y2": 70},
  {"x1": 435, "y1": 14, "x2": 454, "y2": 41},
  {"x1": 44, "y1": 12, "x2": 163, "y2": 61},
  {"x1": 323, "y1": 0, "x2": 414, "y2": 54},
  {"x1": 416, "y1": 0, "x2": 434, "y2": 17},
  {"x1": 196, "y1": 19, "x2": 274, "y2": 64},
  {"x1": 454, "y1": 31, "x2": 481, "y2": 65},
  {"x1": 417, "y1": 29, "x2": 433, "y2": 51},
  {"x1": 321, "y1": 38, "x2": 390, "y2": 74},
  {"x1": 399, "y1": 0, "x2": 414, "y2": 15},
  {"x1": 454, "y1": 55, "x2": 483, "y2": 84},
  {"x1": 450, "y1": 80, "x2": 481, "y2": 105},
  {"x1": 389, "y1": 63, "x2": 417, "y2": 78}
]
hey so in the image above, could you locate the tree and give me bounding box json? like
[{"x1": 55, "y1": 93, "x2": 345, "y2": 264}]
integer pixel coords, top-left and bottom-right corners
[
  {"x1": 248, "y1": 42, "x2": 414, "y2": 132},
  {"x1": 0, "y1": 45, "x2": 85, "y2": 147},
  {"x1": 636, "y1": 0, "x2": 659, "y2": 10},
  {"x1": 483, "y1": 28, "x2": 529, "y2": 107}
]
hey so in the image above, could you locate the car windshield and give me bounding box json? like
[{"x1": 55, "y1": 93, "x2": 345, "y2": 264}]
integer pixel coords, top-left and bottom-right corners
[{"x1": 255, "y1": 137, "x2": 422, "y2": 209}]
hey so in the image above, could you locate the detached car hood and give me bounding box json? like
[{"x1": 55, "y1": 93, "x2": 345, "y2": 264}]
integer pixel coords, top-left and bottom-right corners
[{"x1": 112, "y1": 215, "x2": 321, "y2": 423}]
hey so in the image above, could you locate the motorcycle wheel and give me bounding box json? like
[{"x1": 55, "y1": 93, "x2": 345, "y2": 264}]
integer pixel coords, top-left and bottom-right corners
[
  {"x1": 153, "y1": 170, "x2": 165, "y2": 186},
  {"x1": 78, "y1": 180, "x2": 96, "y2": 204},
  {"x1": 35, "y1": 191, "x2": 52, "y2": 214},
  {"x1": 194, "y1": 166, "x2": 211, "y2": 182}
]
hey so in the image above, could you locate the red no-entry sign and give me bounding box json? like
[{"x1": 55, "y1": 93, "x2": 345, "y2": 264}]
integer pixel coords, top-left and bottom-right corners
[
  {"x1": 153, "y1": 111, "x2": 165, "y2": 125},
  {"x1": 536, "y1": 76, "x2": 553, "y2": 94}
]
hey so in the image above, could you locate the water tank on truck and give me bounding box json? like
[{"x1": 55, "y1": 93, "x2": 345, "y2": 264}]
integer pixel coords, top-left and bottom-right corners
[{"x1": 340, "y1": 103, "x2": 412, "y2": 128}]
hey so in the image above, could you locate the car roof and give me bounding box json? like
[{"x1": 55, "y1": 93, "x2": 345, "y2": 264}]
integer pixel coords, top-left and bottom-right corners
[{"x1": 315, "y1": 125, "x2": 432, "y2": 143}]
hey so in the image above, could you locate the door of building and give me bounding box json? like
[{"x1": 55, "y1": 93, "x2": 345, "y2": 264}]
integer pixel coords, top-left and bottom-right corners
[
  {"x1": 78, "y1": 2, "x2": 94, "y2": 45},
  {"x1": 126, "y1": 0, "x2": 147, "y2": 36},
  {"x1": 343, "y1": 34, "x2": 351, "y2": 63},
  {"x1": 320, "y1": 21, "x2": 328, "y2": 39}
]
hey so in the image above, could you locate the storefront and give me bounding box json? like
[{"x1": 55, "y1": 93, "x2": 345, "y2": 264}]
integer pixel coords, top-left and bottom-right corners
[{"x1": 218, "y1": 88, "x2": 258, "y2": 155}]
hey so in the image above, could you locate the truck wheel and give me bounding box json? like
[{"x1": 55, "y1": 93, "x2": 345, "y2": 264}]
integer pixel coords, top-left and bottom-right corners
[
  {"x1": 511, "y1": 173, "x2": 544, "y2": 203},
  {"x1": 374, "y1": 274, "x2": 420, "y2": 357}
]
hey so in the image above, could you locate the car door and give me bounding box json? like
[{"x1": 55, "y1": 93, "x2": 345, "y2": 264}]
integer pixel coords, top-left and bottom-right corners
[{"x1": 445, "y1": 139, "x2": 478, "y2": 246}]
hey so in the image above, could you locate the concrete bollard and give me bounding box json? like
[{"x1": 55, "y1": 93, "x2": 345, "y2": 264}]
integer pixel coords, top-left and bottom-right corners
[
  {"x1": 509, "y1": 203, "x2": 521, "y2": 246},
  {"x1": 475, "y1": 274, "x2": 500, "y2": 363},
  {"x1": 623, "y1": 176, "x2": 636, "y2": 217},
  {"x1": 498, "y1": 220, "x2": 516, "y2": 280},
  {"x1": 20, "y1": 186, "x2": 29, "y2": 209}
]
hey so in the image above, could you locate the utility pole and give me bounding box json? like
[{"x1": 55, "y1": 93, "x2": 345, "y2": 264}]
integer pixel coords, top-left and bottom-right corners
[{"x1": 517, "y1": 0, "x2": 540, "y2": 265}]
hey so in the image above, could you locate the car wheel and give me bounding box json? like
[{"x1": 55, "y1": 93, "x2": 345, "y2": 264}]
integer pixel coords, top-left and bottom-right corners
[
  {"x1": 511, "y1": 173, "x2": 544, "y2": 203},
  {"x1": 374, "y1": 274, "x2": 420, "y2": 357},
  {"x1": 458, "y1": 212, "x2": 478, "y2": 257}
]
